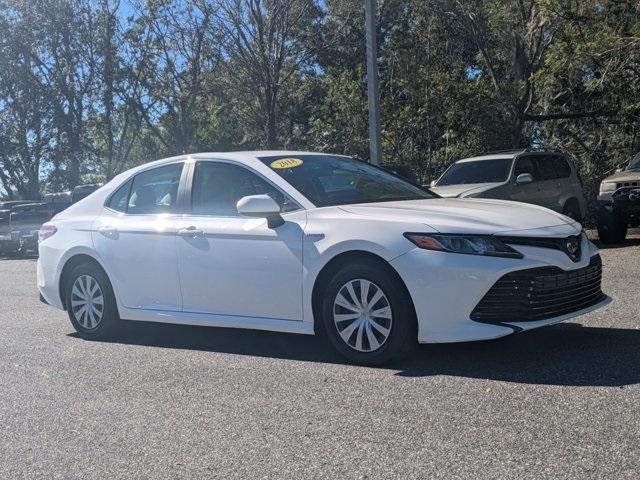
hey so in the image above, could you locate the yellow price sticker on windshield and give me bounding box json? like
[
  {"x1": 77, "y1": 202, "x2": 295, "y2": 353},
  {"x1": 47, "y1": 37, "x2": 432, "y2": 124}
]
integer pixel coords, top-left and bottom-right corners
[{"x1": 271, "y1": 158, "x2": 303, "y2": 169}]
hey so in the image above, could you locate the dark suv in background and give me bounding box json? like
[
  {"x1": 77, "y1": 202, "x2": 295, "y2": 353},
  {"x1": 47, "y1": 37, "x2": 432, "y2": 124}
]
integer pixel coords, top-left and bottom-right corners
[{"x1": 597, "y1": 152, "x2": 640, "y2": 243}]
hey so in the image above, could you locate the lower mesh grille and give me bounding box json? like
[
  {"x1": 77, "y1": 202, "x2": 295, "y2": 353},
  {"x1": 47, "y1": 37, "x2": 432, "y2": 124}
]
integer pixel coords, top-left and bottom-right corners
[{"x1": 470, "y1": 255, "x2": 604, "y2": 323}]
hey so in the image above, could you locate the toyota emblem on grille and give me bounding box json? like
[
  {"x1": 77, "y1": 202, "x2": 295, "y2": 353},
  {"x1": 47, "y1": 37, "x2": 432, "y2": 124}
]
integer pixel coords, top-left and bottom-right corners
[{"x1": 566, "y1": 236, "x2": 580, "y2": 257}]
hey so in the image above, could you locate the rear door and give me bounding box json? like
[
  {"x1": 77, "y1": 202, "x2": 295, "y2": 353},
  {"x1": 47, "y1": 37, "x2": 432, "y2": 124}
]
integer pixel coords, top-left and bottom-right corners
[
  {"x1": 531, "y1": 155, "x2": 564, "y2": 212},
  {"x1": 551, "y1": 155, "x2": 581, "y2": 208},
  {"x1": 93, "y1": 162, "x2": 187, "y2": 311}
]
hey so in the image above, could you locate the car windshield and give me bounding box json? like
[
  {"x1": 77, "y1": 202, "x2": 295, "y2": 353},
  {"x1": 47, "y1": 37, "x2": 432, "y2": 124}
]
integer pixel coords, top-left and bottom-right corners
[
  {"x1": 437, "y1": 158, "x2": 513, "y2": 186},
  {"x1": 259, "y1": 155, "x2": 435, "y2": 207},
  {"x1": 627, "y1": 152, "x2": 640, "y2": 170}
]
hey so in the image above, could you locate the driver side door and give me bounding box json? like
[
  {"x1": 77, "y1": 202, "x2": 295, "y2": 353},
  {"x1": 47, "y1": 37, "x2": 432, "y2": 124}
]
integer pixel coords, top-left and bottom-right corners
[{"x1": 176, "y1": 160, "x2": 306, "y2": 321}]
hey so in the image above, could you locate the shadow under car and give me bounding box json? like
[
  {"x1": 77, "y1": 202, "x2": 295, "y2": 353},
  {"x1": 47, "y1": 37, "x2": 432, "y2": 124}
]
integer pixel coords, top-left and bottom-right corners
[{"x1": 69, "y1": 320, "x2": 640, "y2": 388}]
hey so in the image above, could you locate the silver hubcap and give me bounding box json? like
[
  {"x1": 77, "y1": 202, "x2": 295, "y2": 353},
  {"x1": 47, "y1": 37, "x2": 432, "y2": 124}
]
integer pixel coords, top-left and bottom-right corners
[
  {"x1": 71, "y1": 275, "x2": 104, "y2": 329},
  {"x1": 333, "y1": 278, "x2": 393, "y2": 353}
]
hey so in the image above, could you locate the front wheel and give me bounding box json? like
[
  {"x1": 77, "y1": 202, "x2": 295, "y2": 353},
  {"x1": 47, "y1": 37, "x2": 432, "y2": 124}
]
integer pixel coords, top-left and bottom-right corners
[
  {"x1": 320, "y1": 260, "x2": 416, "y2": 365},
  {"x1": 562, "y1": 200, "x2": 583, "y2": 224},
  {"x1": 65, "y1": 263, "x2": 121, "y2": 339},
  {"x1": 597, "y1": 210, "x2": 628, "y2": 244}
]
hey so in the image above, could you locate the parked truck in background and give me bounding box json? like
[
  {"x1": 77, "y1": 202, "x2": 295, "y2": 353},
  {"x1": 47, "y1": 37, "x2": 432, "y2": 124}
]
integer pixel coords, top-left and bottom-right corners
[{"x1": 0, "y1": 202, "x2": 49, "y2": 257}]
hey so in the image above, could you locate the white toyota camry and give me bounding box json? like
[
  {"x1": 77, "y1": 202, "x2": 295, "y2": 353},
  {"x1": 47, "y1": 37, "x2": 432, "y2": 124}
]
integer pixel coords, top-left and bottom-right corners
[{"x1": 37, "y1": 152, "x2": 609, "y2": 364}]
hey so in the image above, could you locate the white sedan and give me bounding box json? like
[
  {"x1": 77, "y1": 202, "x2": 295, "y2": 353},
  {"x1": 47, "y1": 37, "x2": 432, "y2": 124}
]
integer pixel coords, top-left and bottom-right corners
[{"x1": 37, "y1": 151, "x2": 609, "y2": 364}]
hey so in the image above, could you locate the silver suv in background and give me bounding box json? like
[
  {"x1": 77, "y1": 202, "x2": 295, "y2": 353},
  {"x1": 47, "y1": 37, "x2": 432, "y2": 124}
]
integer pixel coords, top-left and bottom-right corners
[{"x1": 430, "y1": 150, "x2": 587, "y2": 222}]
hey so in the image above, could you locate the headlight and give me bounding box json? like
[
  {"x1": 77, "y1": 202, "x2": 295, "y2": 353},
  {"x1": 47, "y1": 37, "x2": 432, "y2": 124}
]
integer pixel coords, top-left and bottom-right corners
[
  {"x1": 599, "y1": 182, "x2": 616, "y2": 195},
  {"x1": 404, "y1": 233, "x2": 523, "y2": 258}
]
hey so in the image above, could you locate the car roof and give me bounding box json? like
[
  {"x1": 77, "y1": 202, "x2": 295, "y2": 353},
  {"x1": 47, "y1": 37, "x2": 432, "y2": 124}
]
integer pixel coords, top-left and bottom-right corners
[
  {"x1": 455, "y1": 154, "x2": 520, "y2": 163},
  {"x1": 151, "y1": 150, "x2": 344, "y2": 163},
  {"x1": 455, "y1": 150, "x2": 563, "y2": 164},
  {"x1": 61, "y1": 151, "x2": 339, "y2": 216},
  {"x1": 113, "y1": 151, "x2": 349, "y2": 180}
]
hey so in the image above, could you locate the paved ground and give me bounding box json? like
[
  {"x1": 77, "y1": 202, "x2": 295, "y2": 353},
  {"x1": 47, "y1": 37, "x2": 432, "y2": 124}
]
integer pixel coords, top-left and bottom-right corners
[{"x1": 1, "y1": 234, "x2": 639, "y2": 479}]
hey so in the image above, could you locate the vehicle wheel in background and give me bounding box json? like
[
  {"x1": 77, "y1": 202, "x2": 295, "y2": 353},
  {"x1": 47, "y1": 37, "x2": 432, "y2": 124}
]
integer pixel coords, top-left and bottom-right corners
[
  {"x1": 562, "y1": 199, "x2": 583, "y2": 224},
  {"x1": 65, "y1": 262, "x2": 121, "y2": 339},
  {"x1": 320, "y1": 259, "x2": 416, "y2": 365},
  {"x1": 597, "y1": 210, "x2": 628, "y2": 244}
]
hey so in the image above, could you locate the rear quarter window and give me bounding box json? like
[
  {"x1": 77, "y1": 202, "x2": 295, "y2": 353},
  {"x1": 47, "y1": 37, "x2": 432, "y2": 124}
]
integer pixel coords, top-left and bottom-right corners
[
  {"x1": 555, "y1": 157, "x2": 572, "y2": 178},
  {"x1": 108, "y1": 179, "x2": 132, "y2": 213},
  {"x1": 533, "y1": 157, "x2": 558, "y2": 181}
]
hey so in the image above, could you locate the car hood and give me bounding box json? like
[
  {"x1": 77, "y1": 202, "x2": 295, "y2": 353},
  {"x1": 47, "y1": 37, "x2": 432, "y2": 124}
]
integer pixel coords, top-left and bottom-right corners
[
  {"x1": 430, "y1": 183, "x2": 502, "y2": 198},
  {"x1": 602, "y1": 169, "x2": 640, "y2": 183},
  {"x1": 339, "y1": 198, "x2": 580, "y2": 236}
]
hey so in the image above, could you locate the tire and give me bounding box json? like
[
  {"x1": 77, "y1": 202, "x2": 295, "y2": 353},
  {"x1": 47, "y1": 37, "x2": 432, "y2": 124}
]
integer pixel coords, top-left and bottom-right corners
[
  {"x1": 562, "y1": 199, "x2": 582, "y2": 224},
  {"x1": 320, "y1": 259, "x2": 417, "y2": 365},
  {"x1": 65, "y1": 262, "x2": 121, "y2": 339},
  {"x1": 597, "y1": 210, "x2": 628, "y2": 244}
]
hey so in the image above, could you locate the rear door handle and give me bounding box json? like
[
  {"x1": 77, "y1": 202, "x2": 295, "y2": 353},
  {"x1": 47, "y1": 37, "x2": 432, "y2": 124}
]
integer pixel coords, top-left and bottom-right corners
[{"x1": 178, "y1": 226, "x2": 204, "y2": 238}]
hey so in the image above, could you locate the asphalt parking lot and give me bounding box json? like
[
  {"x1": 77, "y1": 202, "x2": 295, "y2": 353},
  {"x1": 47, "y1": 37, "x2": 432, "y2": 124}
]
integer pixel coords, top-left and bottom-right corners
[{"x1": 1, "y1": 233, "x2": 639, "y2": 479}]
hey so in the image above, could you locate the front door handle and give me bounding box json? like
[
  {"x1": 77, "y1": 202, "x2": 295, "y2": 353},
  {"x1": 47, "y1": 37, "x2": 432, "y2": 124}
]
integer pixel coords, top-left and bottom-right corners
[
  {"x1": 178, "y1": 226, "x2": 204, "y2": 238},
  {"x1": 97, "y1": 225, "x2": 117, "y2": 237}
]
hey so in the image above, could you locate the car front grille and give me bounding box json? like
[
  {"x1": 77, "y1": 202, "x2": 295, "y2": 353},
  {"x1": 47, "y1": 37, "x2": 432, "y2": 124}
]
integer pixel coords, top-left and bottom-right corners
[
  {"x1": 497, "y1": 234, "x2": 583, "y2": 262},
  {"x1": 470, "y1": 255, "x2": 603, "y2": 323},
  {"x1": 617, "y1": 181, "x2": 640, "y2": 189}
]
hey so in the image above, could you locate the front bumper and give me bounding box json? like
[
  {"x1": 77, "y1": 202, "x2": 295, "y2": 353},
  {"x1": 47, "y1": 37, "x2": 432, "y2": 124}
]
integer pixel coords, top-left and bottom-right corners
[
  {"x1": 390, "y1": 233, "x2": 609, "y2": 343},
  {"x1": 598, "y1": 188, "x2": 640, "y2": 219}
]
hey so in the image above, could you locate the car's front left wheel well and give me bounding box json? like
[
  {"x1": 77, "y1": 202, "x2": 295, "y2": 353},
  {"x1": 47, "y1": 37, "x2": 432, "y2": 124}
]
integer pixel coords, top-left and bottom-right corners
[
  {"x1": 311, "y1": 250, "x2": 417, "y2": 335},
  {"x1": 59, "y1": 254, "x2": 108, "y2": 310}
]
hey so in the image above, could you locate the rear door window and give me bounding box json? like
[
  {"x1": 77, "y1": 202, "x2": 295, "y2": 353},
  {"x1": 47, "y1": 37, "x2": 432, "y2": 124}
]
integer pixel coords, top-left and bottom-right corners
[
  {"x1": 113, "y1": 163, "x2": 183, "y2": 215},
  {"x1": 554, "y1": 157, "x2": 572, "y2": 178},
  {"x1": 533, "y1": 156, "x2": 558, "y2": 181},
  {"x1": 127, "y1": 164, "x2": 183, "y2": 215},
  {"x1": 108, "y1": 179, "x2": 132, "y2": 213}
]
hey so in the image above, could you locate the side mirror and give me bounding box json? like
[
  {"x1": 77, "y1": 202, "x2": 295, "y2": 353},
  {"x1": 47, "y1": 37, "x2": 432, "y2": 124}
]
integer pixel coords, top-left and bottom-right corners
[
  {"x1": 516, "y1": 173, "x2": 534, "y2": 185},
  {"x1": 430, "y1": 180, "x2": 437, "y2": 188},
  {"x1": 236, "y1": 194, "x2": 284, "y2": 228}
]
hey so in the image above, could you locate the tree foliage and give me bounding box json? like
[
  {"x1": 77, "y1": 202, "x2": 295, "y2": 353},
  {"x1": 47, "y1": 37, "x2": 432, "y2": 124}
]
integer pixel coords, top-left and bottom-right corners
[{"x1": 0, "y1": 0, "x2": 638, "y2": 206}]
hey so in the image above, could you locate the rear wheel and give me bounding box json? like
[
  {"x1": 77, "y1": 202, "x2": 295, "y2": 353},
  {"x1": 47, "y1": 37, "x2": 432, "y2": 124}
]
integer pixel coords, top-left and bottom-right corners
[
  {"x1": 597, "y1": 210, "x2": 628, "y2": 244},
  {"x1": 320, "y1": 260, "x2": 416, "y2": 365},
  {"x1": 65, "y1": 263, "x2": 121, "y2": 339}
]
